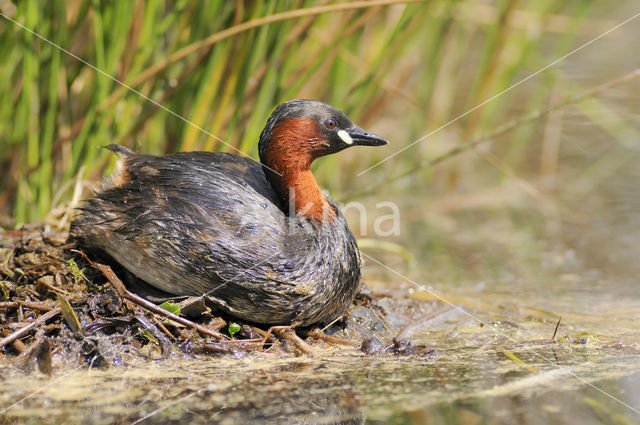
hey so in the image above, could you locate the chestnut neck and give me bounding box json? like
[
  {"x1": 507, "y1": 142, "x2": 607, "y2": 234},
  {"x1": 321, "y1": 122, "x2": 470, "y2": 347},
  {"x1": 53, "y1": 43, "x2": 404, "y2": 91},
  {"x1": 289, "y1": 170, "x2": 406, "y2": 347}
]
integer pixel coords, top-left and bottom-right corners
[{"x1": 261, "y1": 118, "x2": 335, "y2": 222}]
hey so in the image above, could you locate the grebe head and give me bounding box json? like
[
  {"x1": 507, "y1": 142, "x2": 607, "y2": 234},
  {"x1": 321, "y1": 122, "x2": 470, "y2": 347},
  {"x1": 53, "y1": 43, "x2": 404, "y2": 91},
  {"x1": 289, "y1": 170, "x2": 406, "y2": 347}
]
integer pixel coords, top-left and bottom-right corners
[
  {"x1": 258, "y1": 99, "x2": 387, "y2": 220},
  {"x1": 258, "y1": 100, "x2": 387, "y2": 221},
  {"x1": 258, "y1": 99, "x2": 387, "y2": 169}
]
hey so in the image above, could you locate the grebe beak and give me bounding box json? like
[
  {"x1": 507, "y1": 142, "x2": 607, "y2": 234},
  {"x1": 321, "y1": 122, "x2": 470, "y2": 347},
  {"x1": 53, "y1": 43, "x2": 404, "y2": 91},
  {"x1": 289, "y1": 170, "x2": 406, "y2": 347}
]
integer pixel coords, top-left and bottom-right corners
[{"x1": 345, "y1": 125, "x2": 388, "y2": 147}]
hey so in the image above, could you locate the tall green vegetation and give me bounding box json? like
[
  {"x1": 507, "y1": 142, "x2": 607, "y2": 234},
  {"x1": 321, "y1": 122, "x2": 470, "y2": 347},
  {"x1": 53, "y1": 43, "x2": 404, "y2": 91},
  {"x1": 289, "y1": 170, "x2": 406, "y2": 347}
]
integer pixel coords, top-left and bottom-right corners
[{"x1": 0, "y1": 0, "x2": 625, "y2": 226}]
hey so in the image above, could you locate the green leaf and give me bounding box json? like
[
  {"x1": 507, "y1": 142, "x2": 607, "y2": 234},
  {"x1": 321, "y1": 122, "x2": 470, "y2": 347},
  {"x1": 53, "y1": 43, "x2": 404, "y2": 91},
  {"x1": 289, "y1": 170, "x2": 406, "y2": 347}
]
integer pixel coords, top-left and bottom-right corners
[
  {"x1": 159, "y1": 301, "x2": 181, "y2": 316},
  {"x1": 228, "y1": 323, "x2": 241, "y2": 338}
]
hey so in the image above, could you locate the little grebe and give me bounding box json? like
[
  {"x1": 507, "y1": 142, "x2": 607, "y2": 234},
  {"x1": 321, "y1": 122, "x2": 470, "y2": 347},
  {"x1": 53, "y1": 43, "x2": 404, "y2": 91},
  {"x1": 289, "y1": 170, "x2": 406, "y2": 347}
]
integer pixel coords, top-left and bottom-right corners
[{"x1": 71, "y1": 100, "x2": 387, "y2": 326}]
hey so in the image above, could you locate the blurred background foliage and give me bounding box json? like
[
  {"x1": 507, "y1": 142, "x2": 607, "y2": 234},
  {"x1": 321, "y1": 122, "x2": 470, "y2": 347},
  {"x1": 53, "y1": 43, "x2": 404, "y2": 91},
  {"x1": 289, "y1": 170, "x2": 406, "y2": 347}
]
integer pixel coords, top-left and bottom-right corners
[{"x1": 0, "y1": 1, "x2": 638, "y2": 285}]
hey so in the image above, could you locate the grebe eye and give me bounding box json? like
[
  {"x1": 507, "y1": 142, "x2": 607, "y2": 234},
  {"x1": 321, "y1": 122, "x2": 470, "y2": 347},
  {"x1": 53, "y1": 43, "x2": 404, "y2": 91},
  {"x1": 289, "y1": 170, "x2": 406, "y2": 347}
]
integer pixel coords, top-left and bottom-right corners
[{"x1": 324, "y1": 118, "x2": 337, "y2": 130}]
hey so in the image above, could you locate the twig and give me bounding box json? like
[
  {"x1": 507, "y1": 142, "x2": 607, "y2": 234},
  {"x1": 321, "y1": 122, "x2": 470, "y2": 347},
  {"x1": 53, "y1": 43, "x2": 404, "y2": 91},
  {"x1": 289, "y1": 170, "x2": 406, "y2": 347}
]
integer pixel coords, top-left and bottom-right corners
[
  {"x1": 0, "y1": 307, "x2": 61, "y2": 350},
  {"x1": 258, "y1": 322, "x2": 316, "y2": 355},
  {"x1": 306, "y1": 330, "x2": 358, "y2": 347},
  {"x1": 150, "y1": 315, "x2": 176, "y2": 341},
  {"x1": 18, "y1": 300, "x2": 54, "y2": 312},
  {"x1": 202, "y1": 340, "x2": 264, "y2": 354},
  {"x1": 273, "y1": 328, "x2": 317, "y2": 356},
  {"x1": 72, "y1": 250, "x2": 227, "y2": 341},
  {"x1": 552, "y1": 317, "x2": 562, "y2": 341},
  {"x1": 1, "y1": 329, "x2": 26, "y2": 353}
]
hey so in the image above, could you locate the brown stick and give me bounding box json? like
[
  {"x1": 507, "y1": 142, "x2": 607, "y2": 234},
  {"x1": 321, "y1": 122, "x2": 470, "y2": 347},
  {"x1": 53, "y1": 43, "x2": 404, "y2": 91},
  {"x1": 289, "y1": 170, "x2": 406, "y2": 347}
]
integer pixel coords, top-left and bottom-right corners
[
  {"x1": 552, "y1": 317, "x2": 562, "y2": 341},
  {"x1": 151, "y1": 315, "x2": 176, "y2": 341},
  {"x1": 72, "y1": 250, "x2": 227, "y2": 340},
  {"x1": 18, "y1": 301, "x2": 54, "y2": 312},
  {"x1": 1, "y1": 329, "x2": 26, "y2": 353},
  {"x1": 0, "y1": 307, "x2": 62, "y2": 350},
  {"x1": 306, "y1": 330, "x2": 358, "y2": 347},
  {"x1": 273, "y1": 328, "x2": 316, "y2": 356},
  {"x1": 259, "y1": 322, "x2": 316, "y2": 355}
]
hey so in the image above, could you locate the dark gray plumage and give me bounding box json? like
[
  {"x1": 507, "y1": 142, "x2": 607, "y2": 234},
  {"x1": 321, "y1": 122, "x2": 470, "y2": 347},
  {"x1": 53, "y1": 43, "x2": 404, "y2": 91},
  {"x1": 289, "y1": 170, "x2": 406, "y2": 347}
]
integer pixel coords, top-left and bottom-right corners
[{"x1": 71, "y1": 100, "x2": 386, "y2": 326}]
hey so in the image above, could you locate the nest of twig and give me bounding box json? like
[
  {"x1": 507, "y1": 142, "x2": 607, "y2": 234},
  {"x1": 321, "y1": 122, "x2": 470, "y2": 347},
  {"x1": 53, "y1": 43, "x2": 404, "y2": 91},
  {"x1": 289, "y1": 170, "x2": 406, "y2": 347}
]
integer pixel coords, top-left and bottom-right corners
[{"x1": 0, "y1": 228, "x2": 434, "y2": 374}]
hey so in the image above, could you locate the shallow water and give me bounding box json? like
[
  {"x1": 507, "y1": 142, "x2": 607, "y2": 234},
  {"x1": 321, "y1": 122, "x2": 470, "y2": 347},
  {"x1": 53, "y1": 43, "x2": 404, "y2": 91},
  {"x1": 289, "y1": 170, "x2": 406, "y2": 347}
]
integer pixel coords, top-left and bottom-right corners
[{"x1": 1, "y1": 275, "x2": 639, "y2": 424}]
